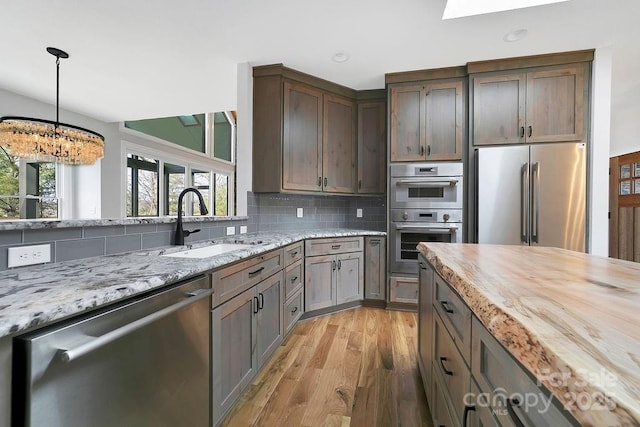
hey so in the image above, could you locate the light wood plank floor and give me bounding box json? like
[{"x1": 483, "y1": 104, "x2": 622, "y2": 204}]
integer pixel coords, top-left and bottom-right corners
[{"x1": 222, "y1": 307, "x2": 432, "y2": 426}]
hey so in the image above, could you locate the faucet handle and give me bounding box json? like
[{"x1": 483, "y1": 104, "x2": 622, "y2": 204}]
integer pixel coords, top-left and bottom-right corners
[{"x1": 184, "y1": 229, "x2": 201, "y2": 237}]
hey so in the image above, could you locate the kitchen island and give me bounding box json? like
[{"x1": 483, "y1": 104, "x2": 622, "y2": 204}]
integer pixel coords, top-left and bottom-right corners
[{"x1": 418, "y1": 242, "x2": 640, "y2": 426}]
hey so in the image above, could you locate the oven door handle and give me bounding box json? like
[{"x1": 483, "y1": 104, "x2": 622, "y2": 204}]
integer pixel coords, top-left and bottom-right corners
[
  {"x1": 394, "y1": 224, "x2": 458, "y2": 233},
  {"x1": 394, "y1": 179, "x2": 458, "y2": 187}
]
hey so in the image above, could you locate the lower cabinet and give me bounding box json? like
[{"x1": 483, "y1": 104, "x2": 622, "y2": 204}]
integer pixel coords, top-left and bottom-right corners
[
  {"x1": 418, "y1": 258, "x2": 434, "y2": 404},
  {"x1": 364, "y1": 236, "x2": 386, "y2": 300},
  {"x1": 389, "y1": 275, "x2": 418, "y2": 304},
  {"x1": 211, "y1": 270, "x2": 283, "y2": 425}
]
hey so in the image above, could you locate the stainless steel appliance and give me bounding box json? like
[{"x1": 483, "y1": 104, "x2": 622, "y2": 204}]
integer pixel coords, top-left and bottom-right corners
[
  {"x1": 389, "y1": 163, "x2": 464, "y2": 275},
  {"x1": 13, "y1": 275, "x2": 212, "y2": 427},
  {"x1": 477, "y1": 142, "x2": 586, "y2": 251}
]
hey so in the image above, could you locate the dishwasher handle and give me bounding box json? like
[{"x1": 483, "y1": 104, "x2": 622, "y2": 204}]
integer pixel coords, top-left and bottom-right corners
[{"x1": 58, "y1": 287, "x2": 213, "y2": 363}]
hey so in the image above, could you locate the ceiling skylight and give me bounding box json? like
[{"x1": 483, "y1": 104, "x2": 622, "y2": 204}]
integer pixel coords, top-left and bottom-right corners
[{"x1": 442, "y1": 0, "x2": 569, "y2": 20}]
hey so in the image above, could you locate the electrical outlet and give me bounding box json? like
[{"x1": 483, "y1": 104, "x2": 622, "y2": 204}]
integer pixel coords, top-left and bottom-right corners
[
  {"x1": 356, "y1": 208, "x2": 363, "y2": 218},
  {"x1": 296, "y1": 207, "x2": 303, "y2": 218},
  {"x1": 226, "y1": 226, "x2": 235, "y2": 236},
  {"x1": 8, "y1": 244, "x2": 52, "y2": 268},
  {"x1": 240, "y1": 226, "x2": 247, "y2": 234}
]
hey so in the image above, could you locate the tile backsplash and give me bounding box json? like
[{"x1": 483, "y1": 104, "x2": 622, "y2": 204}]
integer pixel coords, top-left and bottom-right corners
[{"x1": 0, "y1": 192, "x2": 386, "y2": 270}]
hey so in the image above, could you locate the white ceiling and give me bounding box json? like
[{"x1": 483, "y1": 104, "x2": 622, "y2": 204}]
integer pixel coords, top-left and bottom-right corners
[{"x1": 1, "y1": 0, "x2": 638, "y2": 123}]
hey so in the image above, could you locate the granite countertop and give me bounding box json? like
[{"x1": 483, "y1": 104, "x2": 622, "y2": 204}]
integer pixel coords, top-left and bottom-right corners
[
  {"x1": 418, "y1": 242, "x2": 640, "y2": 427},
  {"x1": 0, "y1": 229, "x2": 384, "y2": 339}
]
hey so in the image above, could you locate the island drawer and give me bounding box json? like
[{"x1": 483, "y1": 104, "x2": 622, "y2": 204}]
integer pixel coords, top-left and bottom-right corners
[
  {"x1": 284, "y1": 259, "x2": 303, "y2": 299},
  {"x1": 305, "y1": 237, "x2": 363, "y2": 257},
  {"x1": 211, "y1": 249, "x2": 283, "y2": 307},
  {"x1": 284, "y1": 288, "x2": 304, "y2": 334},
  {"x1": 283, "y1": 242, "x2": 303, "y2": 266},
  {"x1": 431, "y1": 356, "x2": 457, "y2": 427},
  {"x1": 471, "y1": 316, "x2": 575, "y2": 427},
  {"x1": 434, "y1": 273, "x2": 471, "y2": 364},
  {"x1": 433, "y1": 311, "x2": 470, "y2": 425}
]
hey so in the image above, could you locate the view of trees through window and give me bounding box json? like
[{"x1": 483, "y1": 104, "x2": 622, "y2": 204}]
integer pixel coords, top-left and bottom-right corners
[{"x1": 0, "y1": 147, "x2": 57, "y2": 220}]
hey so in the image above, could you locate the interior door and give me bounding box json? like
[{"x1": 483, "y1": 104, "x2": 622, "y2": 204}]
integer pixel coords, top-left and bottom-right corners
[
  {"x1": 530, "y1": 143, "x2": 586, "y2": 251},
  {"x1": 477, "y1": 145, "x2": 530, "y2": 245}
]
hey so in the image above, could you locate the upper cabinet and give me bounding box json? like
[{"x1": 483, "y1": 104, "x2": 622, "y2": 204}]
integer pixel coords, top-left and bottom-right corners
[
  {"x1": 387, "y1": 67, "x2": 465, "y2": 162},
  {"x1": 253, "y1": 65, "x2": 383, "y2": 195},
  {"x1": 357, "y1": 97, "x2": 386, "y2": 194},
  {"x1": 470, "y1": 53, "x2": 591, "y2": 146}
]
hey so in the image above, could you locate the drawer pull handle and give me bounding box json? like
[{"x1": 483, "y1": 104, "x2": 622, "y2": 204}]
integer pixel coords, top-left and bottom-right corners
[
  {"x1": 331, "y1": 244, "x2": 341, "y2": 249},
  {"x1": 439, "y1": 357, "x2": 453, "y2": 376},
  {"x1": 369, "y1": 239, "x2": 380, "y2": 244},
  {"x1": 290, "y1": 251, "x2": 298, "y2": 257},
  {"x1": 507, "y1": 398, "x2": 526, "y2": 427},
  {"x1": 291, "y1": 276, "x2": 298, "y2": 283},
  {"x1": 291, "y1": 306, "x2": 298, "y2": 314},
  {"x1": 258, "y1": 293, "x2": 264, "y2": 310},
  {"x1": 248, "y1": 267, "x2": 265, "y2": 277},
  {"x1": 463, "y1": 405, "x2": 476, "y2": 427},
  {"x1": 440, "y1": 300, "x2": 454, "y2": 314},
  {"x1": 332, "y1": 260, "x2": 337, "y2": 271},
  {"x1": 419, "y1": 262, "x2": 426, "y2": 270}
]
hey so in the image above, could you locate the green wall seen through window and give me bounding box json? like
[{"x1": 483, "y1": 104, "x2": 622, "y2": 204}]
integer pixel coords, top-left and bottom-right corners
[{"x1": 125, "y1": 114, "x2": 206, "y2": 153}]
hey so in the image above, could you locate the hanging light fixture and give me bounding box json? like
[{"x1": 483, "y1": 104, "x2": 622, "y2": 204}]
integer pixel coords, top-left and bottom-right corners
[{"x1": 0, "y1": 47, "x2": 105, "y2": 165}]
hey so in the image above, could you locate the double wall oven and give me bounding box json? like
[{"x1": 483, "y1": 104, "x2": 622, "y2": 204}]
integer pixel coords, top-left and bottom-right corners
[{"x1": 389, "y1": 163, "x2": 463, "y2": 275}]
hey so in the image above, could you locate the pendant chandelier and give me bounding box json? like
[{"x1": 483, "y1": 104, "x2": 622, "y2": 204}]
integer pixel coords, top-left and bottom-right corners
[{"x1": 0, "y1": 47, "x2": 105, "y2": 166}]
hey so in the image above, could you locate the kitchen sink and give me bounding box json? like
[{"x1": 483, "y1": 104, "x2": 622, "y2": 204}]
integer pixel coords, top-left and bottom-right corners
[{"x1": 161, "y1": 243, "x2": 253, "y2": 259}]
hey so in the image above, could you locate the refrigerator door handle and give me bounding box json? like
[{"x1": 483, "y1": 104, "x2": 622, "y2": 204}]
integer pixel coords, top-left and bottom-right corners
[
  {"x1": 521, "y1": 163, "x2": 530, "y2": 244},
  {"x1": 531, "y1": 162, "x2": 540, "y2": 243}
]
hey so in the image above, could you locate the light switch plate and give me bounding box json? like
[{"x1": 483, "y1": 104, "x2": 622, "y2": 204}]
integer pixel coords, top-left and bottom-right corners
[
  {"x1": 296, "y1": 207, "x2": 303, "y2": 218},
  {"x1": 8, "y1": 244, "x2": 52, "y2": 268},
  {"x1": 240, "y1": 225, "x2": 247, "y2": 234},
  {"x1": 356, "y1": 208, "x2": 363, "y2": 218},
  {"x1": 226, "y1": 226, "x2": 235, "y2": 236}
]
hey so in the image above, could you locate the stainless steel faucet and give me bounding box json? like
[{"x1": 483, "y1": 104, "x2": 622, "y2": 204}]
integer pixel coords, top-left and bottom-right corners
[{"x1": 174, "y1": 187, "x2": 209, "y2": 245}]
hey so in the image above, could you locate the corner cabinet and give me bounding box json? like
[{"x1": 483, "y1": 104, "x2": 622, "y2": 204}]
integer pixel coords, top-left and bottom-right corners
[
  {"x1": 388, "y1": 70, "x2": 465, "y2": 162},
  {"x1": 304, "y1": 237, "x2": 364, "y2": 312},
  {"x1": 471, "y1": 62, "x2": 589, "y2": 146},
  {"x1": 254, "y1": 65, "x2": 383, "y2": 195}
]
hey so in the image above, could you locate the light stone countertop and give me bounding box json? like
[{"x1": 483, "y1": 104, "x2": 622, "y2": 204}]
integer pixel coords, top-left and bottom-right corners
[
  {"x1": 418, "y1": 242, "x2": 640, "y2": 427},
  {"x1": 0, "y1": 229, "x2": 384, "y2": 339}
]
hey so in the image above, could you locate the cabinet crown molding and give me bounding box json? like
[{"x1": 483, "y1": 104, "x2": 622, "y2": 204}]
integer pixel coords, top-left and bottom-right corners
[{"x1": 467, "y1": 49, "x2": 594, "y2": 74}]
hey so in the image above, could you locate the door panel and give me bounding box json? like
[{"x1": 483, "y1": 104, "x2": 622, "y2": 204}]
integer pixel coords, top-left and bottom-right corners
[
  {"x1": 336, "y1": 252, "x2": 363, "y2": 304},
  {"x1": 473, "y1": 74, "x2": 526, "y2": 146},
  {"x1": 256, "y1": 271, "x2": 283, "y2": 367},
  {"x1": 477, "y1": 146, "x2": 530, "y2": 245},
  {"x1": 305, "y1": 255, "x2": 335, "y2": 311},
  {"x1": 283, "y1": 81, "x2": 323, "y2": 191},
  {"x1": 357, "y1": 101, "x2": 386, "y2": 193},
  {"x1": 390, "y1": 85, "x2": 424, "y2": 161},
  {"x1": 425, "y1": 81, "x2": 462, "y2": 160},
  {"x1": 323, "y1": 94, "x2": 356, "y2": 193},
  {"x1": 530, "y1": 143, "x2": 586, "y2": 251}
]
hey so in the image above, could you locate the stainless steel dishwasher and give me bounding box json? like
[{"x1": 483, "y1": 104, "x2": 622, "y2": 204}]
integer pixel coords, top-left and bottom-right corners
[{"x1": 12, "y1": 275, "x2": 212, "y2": 427}]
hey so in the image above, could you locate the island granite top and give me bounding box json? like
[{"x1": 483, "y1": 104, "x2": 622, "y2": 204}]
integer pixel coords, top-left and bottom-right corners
[
  {"x1": 0, "y1": 229, "x2": 384, "y2": 339},
  {"x1": 418, "y1": 242, "x2": 640, "y2": 427}
]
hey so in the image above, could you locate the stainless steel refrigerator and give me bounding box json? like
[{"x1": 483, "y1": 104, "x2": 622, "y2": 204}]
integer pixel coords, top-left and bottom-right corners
[{"x1": 477, "y1": 142, "x2": 587, "y2": 251}]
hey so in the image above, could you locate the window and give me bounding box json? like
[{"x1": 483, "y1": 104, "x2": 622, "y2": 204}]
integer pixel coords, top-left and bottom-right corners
[
  {"x1": 0, "y1": 148, "x2": 59, "y2": 220},
  {"x1": 123, "y1": 111, "x2": 236, "y2": 217},
  {"x1": 618, "y1": 161, "x2": 640, "y2": 196}
]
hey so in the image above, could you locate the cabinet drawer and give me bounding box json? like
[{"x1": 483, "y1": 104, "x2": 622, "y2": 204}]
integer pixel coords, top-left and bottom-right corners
[
  {"x1": 389, "y1": 276, "x2": 418, "y2": 304},
  {"x1": 433, "y1": 311, "x2": 470, "y2": 425},
  {"x1": 283, "y1": 241, "x2": 303, "y2": 266},
  {"x1": 467, "y1": 380, "x2": 501, "y2": 427},
  {"x1": 305, "y1": 237, "x2": 363, "y2": 256},
  {"x1": 284, "y1": 288, "x2": 304, "y2": 334},
  {"x1": 211, "y1": 249, "x2": 283, "y2": 307},
  {"x1": 471, "y1": 316, "x2": 575, "y2": 427},
  {"x1": 431, "y1": 363, "x2": 456, "y2": 427},
  {"x1": 284, "y1": 259, "x2": 303, "y2": 300},
  {"x1": 434, "y1": 273, "x2": 471, "y2": 364}
]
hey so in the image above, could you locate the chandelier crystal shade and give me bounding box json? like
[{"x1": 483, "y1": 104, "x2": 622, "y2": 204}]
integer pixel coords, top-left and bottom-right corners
[{"x1": 0, "y1": 47, "x2": 105, "y2": 166}]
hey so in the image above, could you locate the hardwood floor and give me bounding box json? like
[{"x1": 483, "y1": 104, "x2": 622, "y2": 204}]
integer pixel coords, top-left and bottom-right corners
[{"x1": 221, "y1": 307, "x2": 432, "y2": 426}]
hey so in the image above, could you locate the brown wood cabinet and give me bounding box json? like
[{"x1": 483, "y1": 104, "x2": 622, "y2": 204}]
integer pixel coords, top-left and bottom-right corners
[
  {"x1": 253, "y1": 64, "x2": 382, "y2": 195},
  {"x1": 472, "y1": 63, "x2": 589, "y2": 146},
  {"x1": 357, "y1": 100, "x2": 386, "y2": 194},
  {"x1": 389, "y1": 77, "x2": 464, "y2": 162}
]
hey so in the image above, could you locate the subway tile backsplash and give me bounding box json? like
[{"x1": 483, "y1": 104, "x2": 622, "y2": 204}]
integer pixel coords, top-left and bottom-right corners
[{"x1": 0, "y1": 192, "x2": 385, "y2": 270}]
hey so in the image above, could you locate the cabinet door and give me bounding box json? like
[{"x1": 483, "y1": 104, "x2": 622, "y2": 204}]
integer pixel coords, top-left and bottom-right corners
[
  {"x1": 418, "y1": 258, "x2": 434, "y2": 406},
  {"x1": 424, "y1": 81, "x2": 463, "y2": 160},
  {"x1": 357, "y1": 101, "x2": 386, "y2": 193},
  {"x1": 283, "y1": 81, "x2": 323, "y2": 191},
  {"x1": 389, "y1": 276, "x2": 418, "y2": 304},
  {"x1": 323, "y1": 94, "x2": 356, "y2": 193},
  {"x1": 256, "y1": 271, "x2": 283, "y2": 367},
  {"x1": 336, "y1": 251, "x2": 364, "y2": 304},
  {"x1": 364, "y1": 237, "x2": 385, "y2": 300},
  {"x1": 305, "y1": 255, "x2": 335, "y2": 311},
  {"x1": 473, "y1": 73, "x2": 526, "y2": 146},
  {"x1": 212, "y1": 287, "x2": 257, "y2": 424},
  {"x1": 525, "y1": 64, "x2": 586, "y2": 143},
  {"x1": 390, "y1": 84, "x2": 425, "y2": 161}
]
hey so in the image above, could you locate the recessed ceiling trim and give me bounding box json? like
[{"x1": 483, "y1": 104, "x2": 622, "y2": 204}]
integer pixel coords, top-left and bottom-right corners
[{"x1": 442, "y1": 0, "x2": 570, "y2": 20}]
